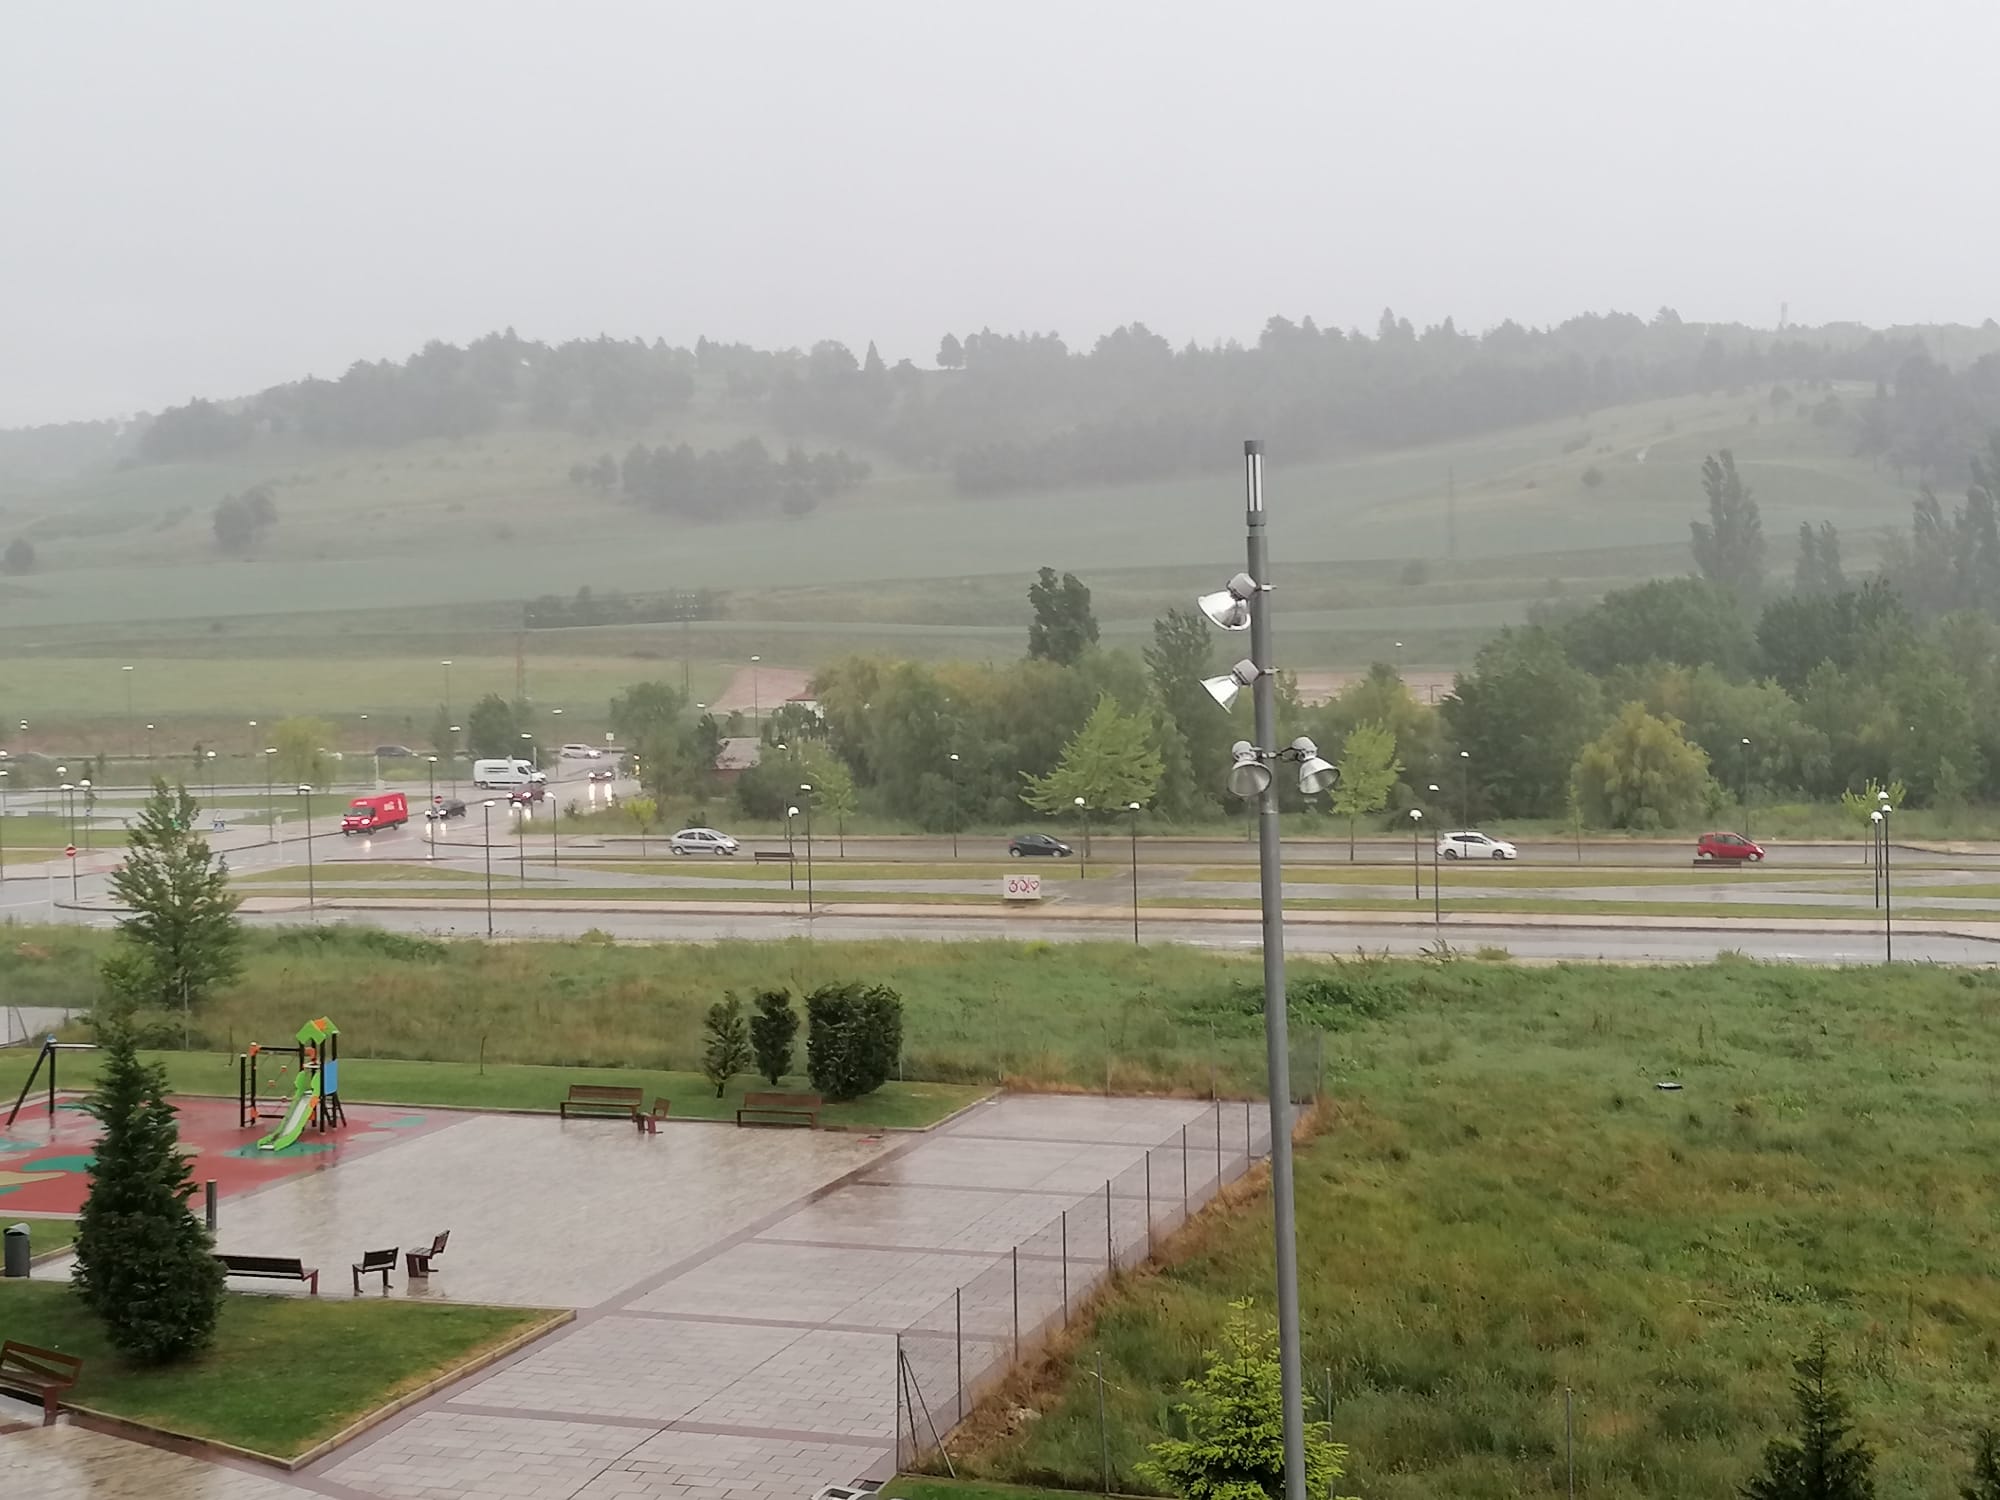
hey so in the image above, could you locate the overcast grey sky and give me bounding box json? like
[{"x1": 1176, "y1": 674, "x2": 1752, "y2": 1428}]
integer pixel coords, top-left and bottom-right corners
[{"x1": 3, "y1": 0, "x2": 1994, "y2": 427}]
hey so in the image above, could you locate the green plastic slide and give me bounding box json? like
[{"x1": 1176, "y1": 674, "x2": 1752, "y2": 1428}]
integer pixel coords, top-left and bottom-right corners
[{"x1": 257, "y1": 1069, "x2": 317, "y2": 1151}]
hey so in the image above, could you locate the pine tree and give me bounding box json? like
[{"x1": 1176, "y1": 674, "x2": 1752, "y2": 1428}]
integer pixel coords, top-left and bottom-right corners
[
  {"x1": 1742, "y1": 1336, "x2": 1876, "y2": 1500},
  {"x1": 105, "y1": 779, "x2": 242, "y2": 1041},
  {"x1": 702, "y1": 992, "x2": 753, "y2": 1097},
  {"x1": 749, "y1": 988, "x2": 799, "y2": 1085},
  {"x1": 1137, "y1": 1300, "x2": 1358, "y2": 1500},
  {"x1": 72, "y1": 1020, "x2": 225, "y2": 1363}
]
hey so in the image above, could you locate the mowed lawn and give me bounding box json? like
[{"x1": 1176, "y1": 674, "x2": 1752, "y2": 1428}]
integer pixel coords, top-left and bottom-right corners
[
  {"x1": 956, "y1": 959, "x2": 2000, "y2": 1500},
  {"x1": 0, "y1": 1280, "x2": 551, "y2": 1457}
]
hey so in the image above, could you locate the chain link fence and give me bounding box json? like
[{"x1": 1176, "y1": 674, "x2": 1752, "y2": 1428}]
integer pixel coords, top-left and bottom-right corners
[{"x1": 894, "y1": 1094, "x2": 1279, "y2": 1471}]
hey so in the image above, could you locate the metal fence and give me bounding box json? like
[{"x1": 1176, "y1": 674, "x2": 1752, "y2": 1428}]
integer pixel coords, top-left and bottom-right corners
[{"x1": 894, "y1": 1096, "x2": 1278, "y2": 1471}]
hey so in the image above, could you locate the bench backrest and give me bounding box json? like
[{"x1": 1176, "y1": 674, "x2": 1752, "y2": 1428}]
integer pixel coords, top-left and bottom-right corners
[
  {"x1": 218, "y1": 1253, "x2": 307, "y2": 1276},
  {"x1": 0, "y1": 1341, "x2": 83, "y2": 1387},
  {"x1": 742, "y1": 1091, "x2": 822, "y2": 1109},
  {"x1": 565, "y1": 1085, "x2": 644, "y2": 1103},
  {"x1": 425, "y1": 1230, "x2": 451, "y2": 1256},
  {"x1": 357, "y1": 1248, "x2": 398, "y2": 1271}
]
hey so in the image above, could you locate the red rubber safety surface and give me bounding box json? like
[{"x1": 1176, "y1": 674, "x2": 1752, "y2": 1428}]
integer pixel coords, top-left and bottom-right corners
[{"x1": 0, "y1": 1093, "x2": 451, "y2": 1217}]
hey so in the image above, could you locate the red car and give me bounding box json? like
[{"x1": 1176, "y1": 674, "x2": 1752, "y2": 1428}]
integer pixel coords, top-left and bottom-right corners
[{"x1": 1696, "y1": 831, "x2": 1763, "y2": 862}]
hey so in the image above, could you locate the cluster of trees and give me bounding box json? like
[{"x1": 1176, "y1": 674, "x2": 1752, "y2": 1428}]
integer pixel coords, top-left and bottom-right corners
[
  {"x1": 589, "y1": 437, "x2": 869, "y2": 520},
  {"x1": 137, "y1": 330, "x2": 698, "y2": 461},
  {"x1": 700, "y1": 982, "x2": 902, "y2": 1102},
  {"x1": 522, "y1": 585, "x2": 723, "y2": 630},
  {"x1": 121, "y1": 316, "x2": 2000, "y2": 510},
  {"x1": 211, "y1": 485, "x2": 277, "y2": 552}
]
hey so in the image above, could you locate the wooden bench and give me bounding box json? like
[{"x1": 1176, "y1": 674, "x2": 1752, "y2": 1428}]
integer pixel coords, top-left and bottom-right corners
[
  {"x1": 406, "y1": 1230, "x2": 450, "y2": 1279},
  {"x1": 559, "y1": 1084, "x2": 643, "y2": 1121},
  {"x1": 735, "y1": 1091, "x2": 822, "y2": 1128},
  {"x1": 0, "y1": 1341, "x2": 83, "y2": 1426},
  {"x1": 752, "y1": 849, "x2": 794, "y2": 862},
  {"x1": 352, "y1": 1247, "x2": 398, "y2": 1294},
  {"x1": 215, "y1": 1253, "x2": 319, "y2": 1295},
  {"x1": 639, "y1": 1097, "x2": 672, "y2": 1136}
]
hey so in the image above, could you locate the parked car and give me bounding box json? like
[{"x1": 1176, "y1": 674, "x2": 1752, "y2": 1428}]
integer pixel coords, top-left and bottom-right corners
[
  {"x1": 559, "y1": 743, "x2": 602, "y2": 760},
  {"x1": 587, "y1": 767, "x2": 615, "y2": 782},
  {"x1": 1696, "y1": 831, "x2": 1764, "y2": 862},
  {"x1": 669, "y1": 827, "x2": 739, "y2": 856},
  {"x1": 1437, "y1": 830, "x2": 1518, "y2": 860},
  {"x1": 425, "y1": 798, "x2": 467, "y2": 821},
  {"x1": 1008, "y1": 833, "x2": 1074, "y2": 858},
  {"x1": 374, "y1": 744, "x2": 416, "y2": 758}
]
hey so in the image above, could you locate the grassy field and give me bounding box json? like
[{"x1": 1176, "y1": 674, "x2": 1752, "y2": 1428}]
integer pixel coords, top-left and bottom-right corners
[
  {"x1": 0, "y1": 925, "x2": 1285, "y2": 1092},
  {"x1": 0, "y1": 1048, "x2": 979, "y2": 1130},
  {"x1": 0, "y1": 1280, "x2": 548, "y2": 1457},
  {"x1": 0, "y1": 388, "x2": 1924, "y2": 755},
  {"x1": 952, "y1": 958, "x2": 2000, "y2": 1499},
  {"x1": 13, "y1": 1216, "x2": 79, "y2": 1256}
]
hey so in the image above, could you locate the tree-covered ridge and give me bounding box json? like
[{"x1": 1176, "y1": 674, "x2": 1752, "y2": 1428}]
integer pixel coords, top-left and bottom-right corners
[{"x1": 112, "y1": 312, "x2": 2000, "y2": 499}]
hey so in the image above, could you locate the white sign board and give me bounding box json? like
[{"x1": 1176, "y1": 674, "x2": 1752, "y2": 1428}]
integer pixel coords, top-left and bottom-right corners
[{"x1": 1003, "y1": 873, "x2": 1043, "y2": 902}]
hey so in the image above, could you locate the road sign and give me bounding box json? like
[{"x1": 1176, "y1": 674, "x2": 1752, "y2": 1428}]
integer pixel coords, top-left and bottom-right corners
[
  {"x1": 1003, "y1": 873, "x2": 1042, "y2": 902},
  {"x1": 64, "y1": 845, "x2": 76, "y2": 858}
]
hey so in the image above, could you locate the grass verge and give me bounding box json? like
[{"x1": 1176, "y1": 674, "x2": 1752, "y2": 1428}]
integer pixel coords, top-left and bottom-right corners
[
  {"x1": 13, "y1": 1216, "x2": 80, "y2": 1256},
  {"x1": 953, "y1": 958, "x2": 2000, "y2": 1499},
  {"x1": 0, "y1": 1280, "x2": 548, "y2": 1458}
]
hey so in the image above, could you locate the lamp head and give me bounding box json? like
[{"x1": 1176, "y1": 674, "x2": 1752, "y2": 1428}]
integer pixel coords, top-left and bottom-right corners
[
  {"x1": 1410, "y1": 808, "x2": 1422, "y2": 822},
  {"x1": 1195, "y1": 571, "x2": 1259, "y2": 631},
  {"x1": 1226, "y1": 741, "x2": 1272, "y2": 799},
  {"x1": 1201, "y1": 658, "x2": 1260, "y2": 711},
  {"x1": 1296, "y1": 754, "x2": 1337, "y2": 795},
  {"x1": 1871, "y1": 810, "x2": 1882, "y2": 823}
]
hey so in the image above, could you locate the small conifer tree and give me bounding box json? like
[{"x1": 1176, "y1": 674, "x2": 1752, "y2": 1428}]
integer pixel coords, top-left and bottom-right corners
[
  {"x1": 701, "y1": 991, "x2": 753, "y2": 1097},
  {"x1": 72, "y1": 1020, "x2": 225, "y2": 1363},
  {"x1": 1742, "y1": 1336, "x2": 1876, "y2": 1500}
]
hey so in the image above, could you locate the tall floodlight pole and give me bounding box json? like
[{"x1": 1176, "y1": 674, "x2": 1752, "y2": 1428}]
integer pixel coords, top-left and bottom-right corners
[{"x1": 1240, "y1": 440, "x2": 1307, "y2": 1500}]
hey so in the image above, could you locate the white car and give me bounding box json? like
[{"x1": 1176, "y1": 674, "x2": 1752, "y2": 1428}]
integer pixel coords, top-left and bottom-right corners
[
  {"x1": 1437, "y1": 830, "x2": 1518, "y2": 861},
  {"x1": 558, "y1": 743, "x2": 602, "y2": 760},
  {"x1": 668, "y1": 827, "x2": 739, "y2": 856}
]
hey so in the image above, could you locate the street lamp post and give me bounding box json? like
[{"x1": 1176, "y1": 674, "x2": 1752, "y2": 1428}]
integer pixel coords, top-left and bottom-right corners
[
  {"x1": 449, "y1": 727, "x2": 462, "y2": 797},
  {"x1": 750, "y1": 655, "x2": 762, "y2": 724},
  {"x1": 1192, "y1": 440, "x2": 1322, "y2": 1500},
  {"x1": 1875, "y1": 806, "x2": 1893, "y2": 962},
  {"x1": 1458, "y1": 749, "x2": 1471, "y2": 829},
  {"x1": 60, "y1": 783, "x2": 78, "y2": 904},
  {"x1": 1740, "y1": 738, "x2": 1753, "y2": 838},
  {"x1": 79, "y1": 780, "x2": 91, "y2": 853},
  {"x1": 0, "y1": 767, "x2": 8, "y2": 884},
  {"x1": 948, "y1": 752, "x2": 961, "y2": 859},
  {"x1": 800, "y1": 783, "x2": 814, "y2": 916},
  {"x1": 784, "y1": 803, "x2": 797, "y2": 891},
  {"x1": 263, "y1": 748, "x2": 277, "y2": 841},
  {"x1": 297, "y1": 785, "x2": 316, "y2": 911},
  {"x1": 1127, "y1": 802, "x2": 1141, "y2": 945},
  {"x1": 122, "y1": 664, "x2": 134, "y2": 758},
  {"x1": 550, "y1": 786, "x2": 559, "y2": 871},
  {"x1": 1409, "y1": 809, "x2": 1423, "y2": 899},
  {"x1": 517, "y1": 799, "x2": 528, "y2": 884},
  {"x1": 482, "y1": 800, "x2": 496, "y2": 937},
  {"x1": 1074, "y1": 796, "x2": 1089, "y2": 882}
]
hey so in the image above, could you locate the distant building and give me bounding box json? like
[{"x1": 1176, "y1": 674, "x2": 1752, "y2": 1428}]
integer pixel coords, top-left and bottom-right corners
[{"x1": 714, "y1": 737, "x2": 762, "y2": 783}]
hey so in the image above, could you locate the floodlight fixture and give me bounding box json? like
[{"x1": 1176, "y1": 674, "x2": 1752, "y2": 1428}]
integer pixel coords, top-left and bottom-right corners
[
  {"x1": 1196, "y1": 572, "x2": 1260, "y2": 631},
  {"x1": 1202, "y1": 658, "x2": 1260, "y2": 711}
]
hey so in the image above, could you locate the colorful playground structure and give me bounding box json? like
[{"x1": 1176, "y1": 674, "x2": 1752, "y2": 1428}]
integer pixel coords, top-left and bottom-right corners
[{"x1": 238, "y1": 1016, "x2": 347, "y2": 1150}]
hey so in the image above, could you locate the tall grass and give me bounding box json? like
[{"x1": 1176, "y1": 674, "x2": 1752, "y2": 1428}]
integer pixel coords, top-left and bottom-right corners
[{"x1": 959, "y1": 957, "x2": 2000, "y2": 1498}]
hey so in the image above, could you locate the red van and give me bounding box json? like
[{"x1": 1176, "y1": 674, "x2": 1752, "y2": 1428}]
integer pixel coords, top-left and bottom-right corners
[{"x1": 341, "y1": 791, "x2": 409, "y2": 835}]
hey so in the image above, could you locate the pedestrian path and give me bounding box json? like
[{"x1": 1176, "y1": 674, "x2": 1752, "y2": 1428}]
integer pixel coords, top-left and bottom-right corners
[{"x1": 2, "y1": 1094, "x2": 1262, "y2": 1500}]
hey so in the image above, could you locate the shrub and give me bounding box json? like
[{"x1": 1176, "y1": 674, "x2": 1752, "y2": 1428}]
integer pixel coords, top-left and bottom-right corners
[
  {"x1": 749, "y1": 988, "x2": 799, "y2": 1085},
  {"x1": 72, "y1": 1022, "x2": 225, "y2": 1363},
  {"x1": 806, "y1": 981, "x2": 904, "y2": 1101},
  {"x1": 701, "y1": 992, "x2": 752, "y2": 1097}
]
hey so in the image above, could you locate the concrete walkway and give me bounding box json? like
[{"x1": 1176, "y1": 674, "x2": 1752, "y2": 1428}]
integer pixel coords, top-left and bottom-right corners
[{"x1": 1, "y1": 1094, "x2": 1265, "y2": 1500}]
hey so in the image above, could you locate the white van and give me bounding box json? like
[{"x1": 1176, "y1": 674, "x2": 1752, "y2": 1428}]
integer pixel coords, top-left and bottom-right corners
[{"x1": 472, "y1": 758, "x2": 544, "y2": 789}]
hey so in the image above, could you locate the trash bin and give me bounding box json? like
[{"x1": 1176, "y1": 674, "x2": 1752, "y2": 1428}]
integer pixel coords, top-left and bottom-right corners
[{"x1": 2, "y1": 1222, "x2": 29, "y2": 1278}]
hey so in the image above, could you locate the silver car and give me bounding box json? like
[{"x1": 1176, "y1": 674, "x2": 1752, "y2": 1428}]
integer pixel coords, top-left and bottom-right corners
[
  {"x1": 1436, "y1": 830, "x2": 1518, "y2": 860},
  {"x1": 668, "y1": 827, "x2": 739, "y2": 856}
]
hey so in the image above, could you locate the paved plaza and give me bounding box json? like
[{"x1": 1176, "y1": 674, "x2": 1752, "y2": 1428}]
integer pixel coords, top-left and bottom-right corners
[{"x1": 3, "y1": 1094, "x2": 1269, "y2": 1500}]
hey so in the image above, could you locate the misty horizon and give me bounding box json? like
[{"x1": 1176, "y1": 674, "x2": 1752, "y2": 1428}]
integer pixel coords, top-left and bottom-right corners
[{"x1": 6, "y1": 0, "x2": 1999, "y2": 427}]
